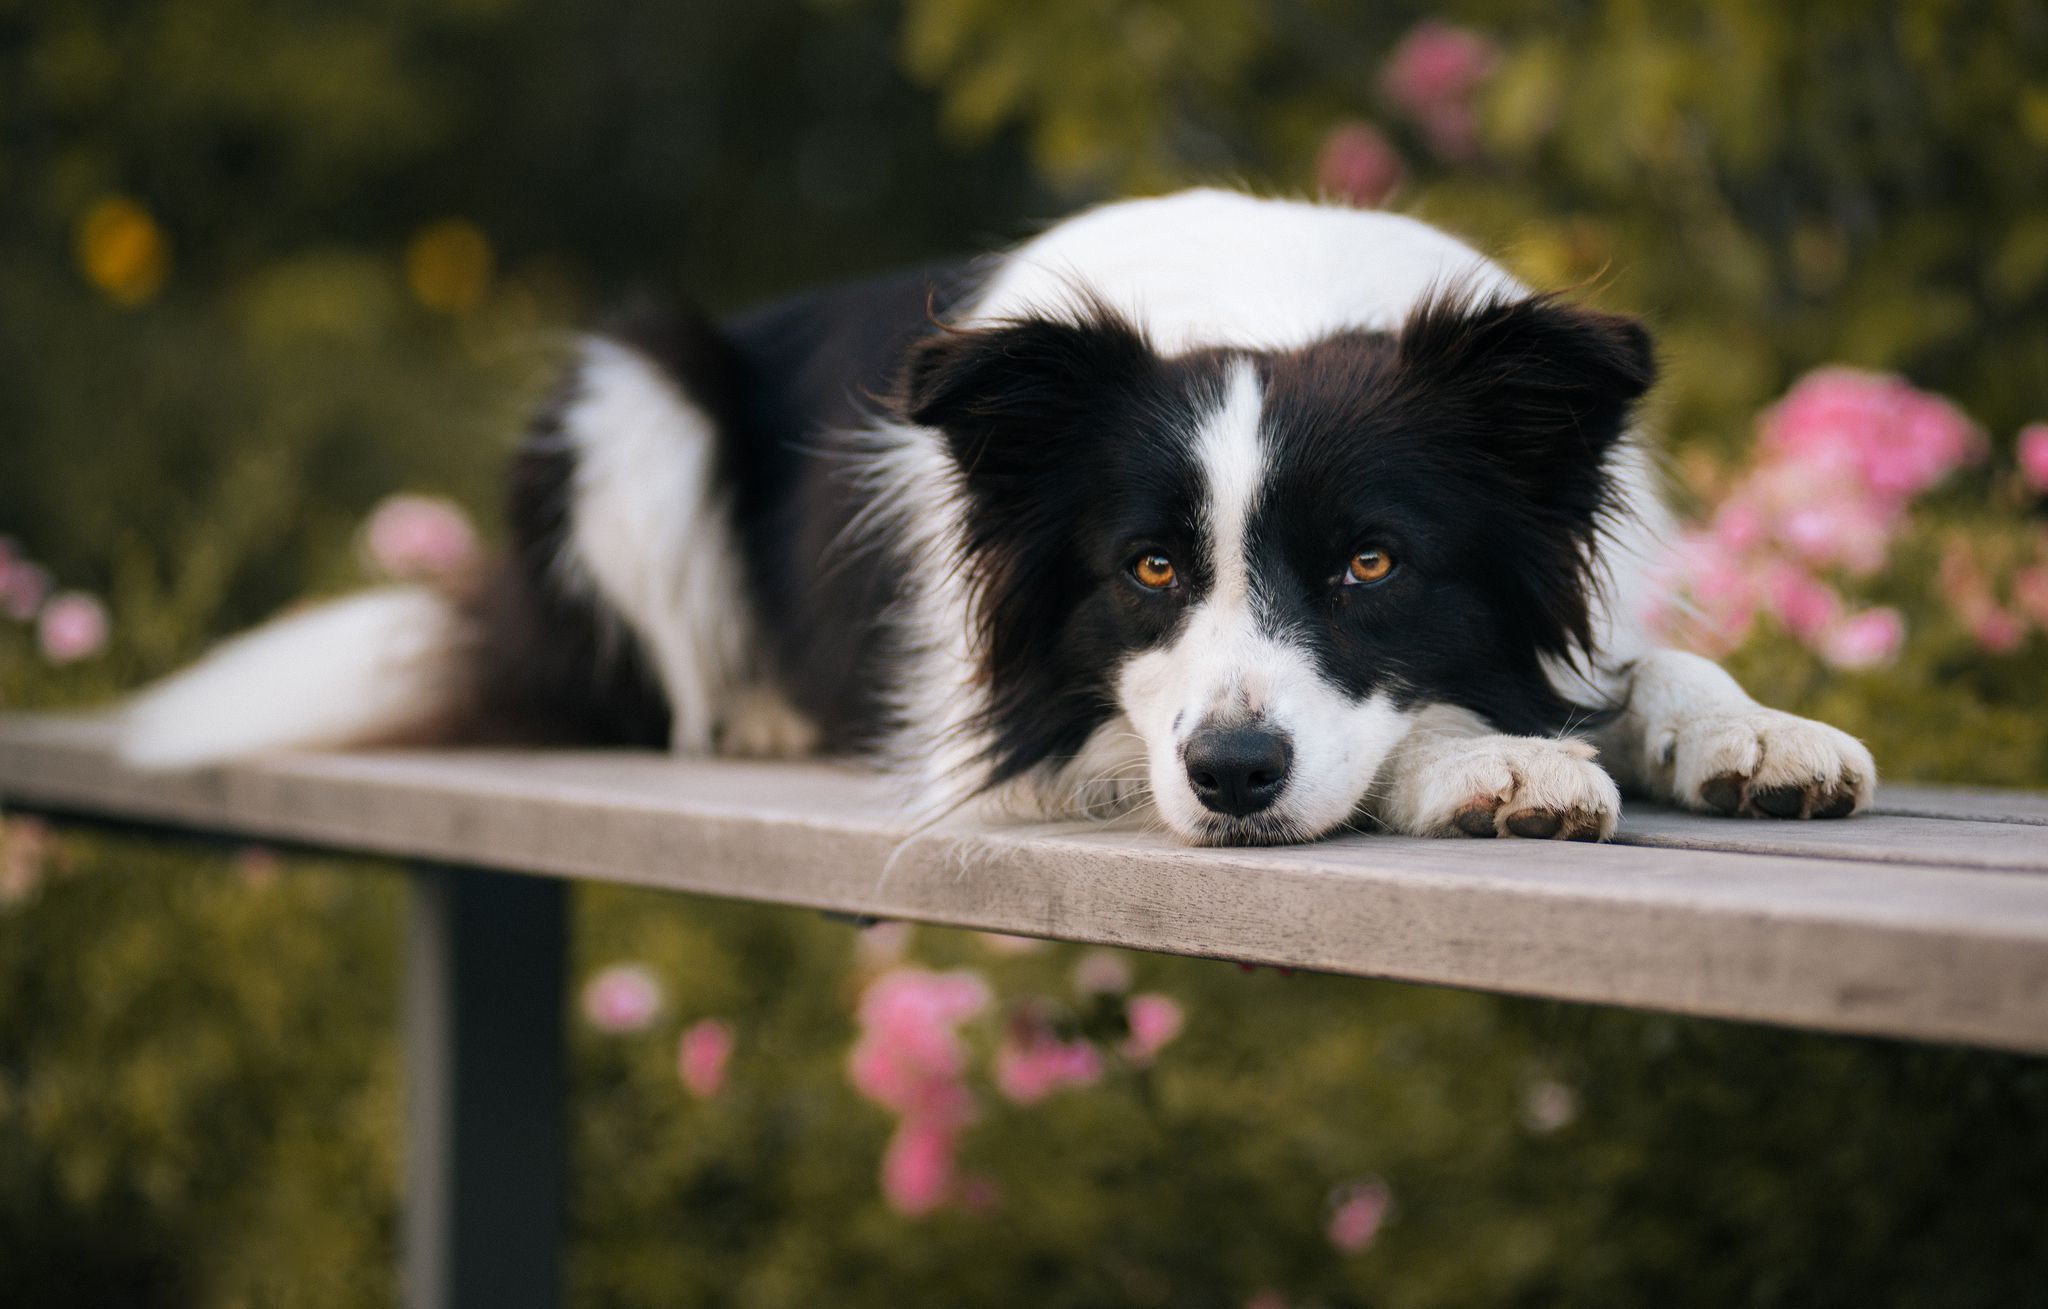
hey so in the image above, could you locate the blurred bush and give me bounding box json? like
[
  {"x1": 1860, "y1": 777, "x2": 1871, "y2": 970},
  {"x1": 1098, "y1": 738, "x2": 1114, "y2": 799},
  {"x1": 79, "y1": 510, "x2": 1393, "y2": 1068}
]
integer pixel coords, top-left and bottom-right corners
[{"x1": 3, "y1": 0, "x2": 2048, "y2": 1305}]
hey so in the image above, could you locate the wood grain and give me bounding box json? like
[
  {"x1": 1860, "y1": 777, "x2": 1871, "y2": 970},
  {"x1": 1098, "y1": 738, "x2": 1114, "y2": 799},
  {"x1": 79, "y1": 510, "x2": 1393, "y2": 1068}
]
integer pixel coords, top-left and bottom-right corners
[{"x1": 4, "y1": 713, "x2": 2047, "y2": 1054}]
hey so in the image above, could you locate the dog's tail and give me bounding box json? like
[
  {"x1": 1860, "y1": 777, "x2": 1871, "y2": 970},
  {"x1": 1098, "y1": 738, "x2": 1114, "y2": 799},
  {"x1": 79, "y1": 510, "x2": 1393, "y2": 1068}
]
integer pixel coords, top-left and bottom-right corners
[{"x1": 117, "y1": 584, "x2": 473, "y2": 769}]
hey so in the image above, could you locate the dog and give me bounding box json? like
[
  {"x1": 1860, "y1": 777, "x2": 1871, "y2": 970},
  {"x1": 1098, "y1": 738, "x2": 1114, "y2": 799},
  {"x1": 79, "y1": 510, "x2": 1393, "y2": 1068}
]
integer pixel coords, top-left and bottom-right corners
[{"x1": 121, "y1": 188, "x2": 1876, "y2": 845}]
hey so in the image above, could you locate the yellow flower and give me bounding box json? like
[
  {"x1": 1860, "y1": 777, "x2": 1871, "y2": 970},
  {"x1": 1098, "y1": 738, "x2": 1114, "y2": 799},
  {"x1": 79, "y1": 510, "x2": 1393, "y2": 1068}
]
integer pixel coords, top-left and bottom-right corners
[
  {"x1": 405, "y1": 219, "x2": 494, "y2": 314},
  {"x1": 75, "y1": 197, "x2": 169, "y2": 306}
]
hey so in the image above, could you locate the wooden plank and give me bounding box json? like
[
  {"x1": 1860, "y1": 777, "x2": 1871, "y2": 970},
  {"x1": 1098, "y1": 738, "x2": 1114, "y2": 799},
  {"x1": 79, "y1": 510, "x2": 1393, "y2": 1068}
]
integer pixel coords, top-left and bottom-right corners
[
  {"x1": 403, "y1": 865, "x2": 565, "y2": 1309},
  {"x1": 4, "y1": 712, "x2": 2048, "y2": 1054},
  {"x1": 1870, "y1": 784, "x2": 2048, "y2": 826},
  {"x1": 1613, "y1": 808, "x2": 2048, "y2": 874}
]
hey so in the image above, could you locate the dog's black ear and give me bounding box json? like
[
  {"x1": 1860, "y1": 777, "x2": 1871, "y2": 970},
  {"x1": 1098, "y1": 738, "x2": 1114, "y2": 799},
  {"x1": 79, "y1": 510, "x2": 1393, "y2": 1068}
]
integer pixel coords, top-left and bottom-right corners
[
  {"x1": 1396, "y1": 290, "x2": 1656, "y2": 501},
  {"x1": 898, "y1": 311, "x2": 1154, "y2": 480}
]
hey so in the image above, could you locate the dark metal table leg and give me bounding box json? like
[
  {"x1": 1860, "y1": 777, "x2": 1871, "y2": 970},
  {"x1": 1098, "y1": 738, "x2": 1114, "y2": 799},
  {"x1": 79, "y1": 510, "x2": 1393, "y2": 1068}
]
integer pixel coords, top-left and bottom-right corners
[{"x1": 403, "y1": 865, "x2": 567, "y2": 1309}]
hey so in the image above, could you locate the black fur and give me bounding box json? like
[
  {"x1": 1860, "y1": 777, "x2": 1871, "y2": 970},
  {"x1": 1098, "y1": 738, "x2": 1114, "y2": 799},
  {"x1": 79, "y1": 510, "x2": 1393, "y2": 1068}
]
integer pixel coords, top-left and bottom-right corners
[
  {"x1": 477, "y1": 264, "x2": 978, "y2": 750},
  {"x1": 462, "y1": 379, "x2": 673, "y2": 746},
  {"x1": 1253, "y1": 289, "x2": 1655, "y2": 733},
  {"x1": 900, "y1": 307, "x2": 1187, "y2": 784},
  {"x1": 895, "y1": 291, "x2": 1654, "y2": 785},
  {"x1": 478, "y1": 266, "x2": 1653, "y2": 805},
  {"x1": 720, "y1": 263, "x2": 978, "y2": 747}
]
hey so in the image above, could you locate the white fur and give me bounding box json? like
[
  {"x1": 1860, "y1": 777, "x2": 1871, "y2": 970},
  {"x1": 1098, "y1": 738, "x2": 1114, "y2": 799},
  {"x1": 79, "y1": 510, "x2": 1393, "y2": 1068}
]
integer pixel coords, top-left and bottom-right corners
[
  {"x1": 848, "y1": 416, "x2": 990, "y2": 818},
  {"x1": 1372, "y1": 704, "x2": 1621, "y2": 839},
  {"x1": 120, "y1": 586, "x2": 464, "y2": 767},
  {"x1": 1194, "y1": 360, "x2": 1267, "y2": 614},
  {"x1": 965, "y1": 188, "x2": 1520, "y2": 349},
  {"x1": 717, "y1": 685, "x2": 821, "y2": 758},
  {"x1": 1594, "y1": 649, "x2": 1876, "y2": 816},
  {"x1": 556, "y1": 337, "x2": 767, "y2": 752}
]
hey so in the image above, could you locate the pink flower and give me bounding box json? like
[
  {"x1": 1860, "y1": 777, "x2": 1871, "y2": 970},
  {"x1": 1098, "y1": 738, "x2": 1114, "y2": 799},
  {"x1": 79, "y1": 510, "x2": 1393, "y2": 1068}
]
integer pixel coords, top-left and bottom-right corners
[
  {"x1": 847, "y1": 964, "x2": 990, "y2": 1164},
  {"x1": 858, "y1": 967, "x2": 992, "y2": 1032},
  {"x1": 1326, "y1": 1178, "x2": 1392, "y2": 1253},
  {"x1": 1315, "y1": 122, "x2": 1406, "y2": 208},
  {"x1": 881, "y1": 1116, "x2": 959, "y2": 1216},
  {"x1": 1820, "y1": 607, "x2": 1906, "y2": 669},
  {"x1": 1771, "y1": 494, "x2": 1893, "y2": 575},
  {"x1": 1, "y1": 559, "x2": 50, "y2": 622},
  {"x1": 37, "y1": 592, "x2": 108, "y2": 663},
  {"x1": 1760, "y1": 368, "x2": 1982, "y2": 509},
  {"x1": 848, "y1": 968, "x2": 989, "y2": 1109},
  {"x1": 1655, "y1": 532, "x2": 1758, "y2": 656},
  {"x1": 1969, "y1": 608, "x2": 2027, "y2": 654},
  {"x1": 2018, "y1": 423, "x2": 2048, "y2": 495},
  {"x1": 677, "y1": 1019, "x2": 734, "y2": 1097},
  {"x1": 1707, "y1": 496, "x2": 1768, "y2": 555},
  {"x1": 994, "y1": 1008, "x2": 1103, "y2": 1104},
  {"x1": 849, "y1": 970, "x2": 996, "y2": 1216},
  {"x1": 580, "y1": 963, "x2": 662, "y2": 1033},
  {"x1": 1380, "y1": 22, "x2": 1499, "y2": 160},
  {"x1": 1247, "y1": 1293, "x2": 1289, "y2": 1309},
  {"x1": 1760, "y1": 564, "x2": 1842, "y2": 644},
  {"x1": 1121, "y1": 993, "x2": 1185, "y2": 1064},
  {"x1": 848, "y1": 1039, "x2": 976, "y2": 1123},
  {"x1": 994, "y1": 1037, "x2": 1102, "y2": 1104},
  {"x1": 1071, "y1": 948, "x2": 1132, "y2": 996},
  {"x1": 359, "y1": 494, "x2": 480, "y2": 583}
]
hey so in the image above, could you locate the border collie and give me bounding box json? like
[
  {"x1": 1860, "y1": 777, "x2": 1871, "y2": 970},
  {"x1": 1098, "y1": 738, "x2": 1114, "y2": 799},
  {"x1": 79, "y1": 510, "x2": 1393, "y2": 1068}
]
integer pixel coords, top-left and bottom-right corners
[{"x1": 121, "y1": 189, "x2": 1876, "y2": 845}]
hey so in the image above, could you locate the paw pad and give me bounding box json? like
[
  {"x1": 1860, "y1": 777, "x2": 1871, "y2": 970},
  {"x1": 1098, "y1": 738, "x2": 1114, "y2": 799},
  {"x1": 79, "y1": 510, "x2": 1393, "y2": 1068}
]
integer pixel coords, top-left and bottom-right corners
[
  {"x1": 1422, "y1": 739, "x2": 1620, "y2": 842},
  {"x1": 1670, "y1": 711, "x2": 1873, "y2": 821}
]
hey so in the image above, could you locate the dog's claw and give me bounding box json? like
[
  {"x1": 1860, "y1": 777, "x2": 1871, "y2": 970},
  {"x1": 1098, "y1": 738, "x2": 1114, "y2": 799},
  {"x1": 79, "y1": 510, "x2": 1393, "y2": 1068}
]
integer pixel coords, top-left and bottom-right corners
[
  {"x1": 1700, "y1": 774, "x2": 1745, "y2": 815},
  {"x1": 1455, "y1": 806, "x2": 1499, "y2": 837},
  {"x1": 1814, "y1": 791, "x2": 1857, "y2": 820},
  {"x1": 1751, "y1": 784, "x2": 1807, "y2": 818},
  {"x1": 1505, "y1": 810, "x2": 1562, "y2": 839}
]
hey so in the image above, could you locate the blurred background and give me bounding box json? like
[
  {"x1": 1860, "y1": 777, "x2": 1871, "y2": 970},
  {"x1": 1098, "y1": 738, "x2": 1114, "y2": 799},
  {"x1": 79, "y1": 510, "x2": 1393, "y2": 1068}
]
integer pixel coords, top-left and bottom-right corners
[{"x1": 4, "y1": 0, "x2": 2048, "y2": 1304}]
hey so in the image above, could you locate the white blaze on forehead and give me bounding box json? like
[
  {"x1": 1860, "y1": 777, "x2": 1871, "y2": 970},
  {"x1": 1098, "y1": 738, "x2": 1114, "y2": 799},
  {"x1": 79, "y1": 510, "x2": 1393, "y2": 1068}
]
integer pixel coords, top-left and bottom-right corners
[
  {"x1": 1111, "y1": 354, "x2": 1422, "y2": 842},
  {"x1": 1193, "y1": 359, "x2": 1269, "y2": 625}
]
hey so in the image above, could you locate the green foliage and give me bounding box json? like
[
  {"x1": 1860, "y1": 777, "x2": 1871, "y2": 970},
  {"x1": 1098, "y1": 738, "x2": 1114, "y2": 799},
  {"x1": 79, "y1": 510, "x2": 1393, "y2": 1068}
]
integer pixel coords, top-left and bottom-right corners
[
  {"x1": 0, "y1": 837, "x2": 401, "y2": 1307},
  {"x1": 898, "y1": 0, "x2": 2048, "y2": 451},
  {"x1": 3, "y1": 0, "x2": 2048, "y2": 1304}
]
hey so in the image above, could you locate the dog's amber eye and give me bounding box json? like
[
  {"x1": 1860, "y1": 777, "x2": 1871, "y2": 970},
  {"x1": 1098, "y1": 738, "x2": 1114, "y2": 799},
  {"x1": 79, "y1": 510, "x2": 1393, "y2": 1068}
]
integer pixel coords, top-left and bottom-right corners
[
  {"x1": 1346, "y1": 547, "x2": 1394, "y2": 585},
  {"x1": 1131, "y1": 553, "x2": 1178, "y2": 590}
]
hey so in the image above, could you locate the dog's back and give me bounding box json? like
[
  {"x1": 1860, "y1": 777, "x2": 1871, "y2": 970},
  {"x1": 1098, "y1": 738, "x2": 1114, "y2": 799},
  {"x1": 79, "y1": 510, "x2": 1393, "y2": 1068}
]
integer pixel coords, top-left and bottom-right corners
[{"x1": 119, "y1": 261, "x2": 968, "y2": 766}]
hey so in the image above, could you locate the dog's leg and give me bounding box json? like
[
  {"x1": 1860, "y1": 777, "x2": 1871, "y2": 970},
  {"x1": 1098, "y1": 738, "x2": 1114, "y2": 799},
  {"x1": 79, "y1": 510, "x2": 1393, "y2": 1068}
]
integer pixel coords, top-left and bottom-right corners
[
  {"x1": 1592, "y1": 649, "x2": 1874, "y2": 819},
  {"x1": 553, "y1": 336, "x2": 759, "y2": 754},
  {"x1": 716, "y1": 685, "x2": 822, "y2": 759},
  {"x1": 1368, "y1": 704, "x2": 1621, "y2": 840}
]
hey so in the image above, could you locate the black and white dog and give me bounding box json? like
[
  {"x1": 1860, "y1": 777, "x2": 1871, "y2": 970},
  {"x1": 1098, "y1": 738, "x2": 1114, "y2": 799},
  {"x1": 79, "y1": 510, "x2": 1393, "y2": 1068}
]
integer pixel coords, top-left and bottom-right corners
[{"x1": 123, "y1": 189, "x2": 1875, "y2": 844}]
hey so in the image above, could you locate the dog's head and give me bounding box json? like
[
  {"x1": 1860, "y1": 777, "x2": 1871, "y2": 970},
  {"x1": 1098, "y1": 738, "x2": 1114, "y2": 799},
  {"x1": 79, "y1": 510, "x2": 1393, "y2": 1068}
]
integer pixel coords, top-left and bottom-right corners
[{"x1": 899, "y1": 289, "x2": 1655, "y2": 844}]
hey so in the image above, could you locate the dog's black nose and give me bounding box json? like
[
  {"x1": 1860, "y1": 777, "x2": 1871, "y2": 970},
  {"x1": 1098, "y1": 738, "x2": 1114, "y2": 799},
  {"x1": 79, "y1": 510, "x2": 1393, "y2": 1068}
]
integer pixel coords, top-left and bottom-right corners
[{"x1": 1183, "y1": 725, "x2": 1292, "y2": 817}]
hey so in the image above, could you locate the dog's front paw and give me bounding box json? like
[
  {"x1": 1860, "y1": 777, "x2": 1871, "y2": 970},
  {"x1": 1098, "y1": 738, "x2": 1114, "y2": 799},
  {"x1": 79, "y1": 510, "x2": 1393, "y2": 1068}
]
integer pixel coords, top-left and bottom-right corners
[
  {"x1": 1657, "y1": 708, "x2": 1873, "y2": 820},
  {"x1": 1386, "y1": 736, "x2": 1620, "y2": 841}
]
